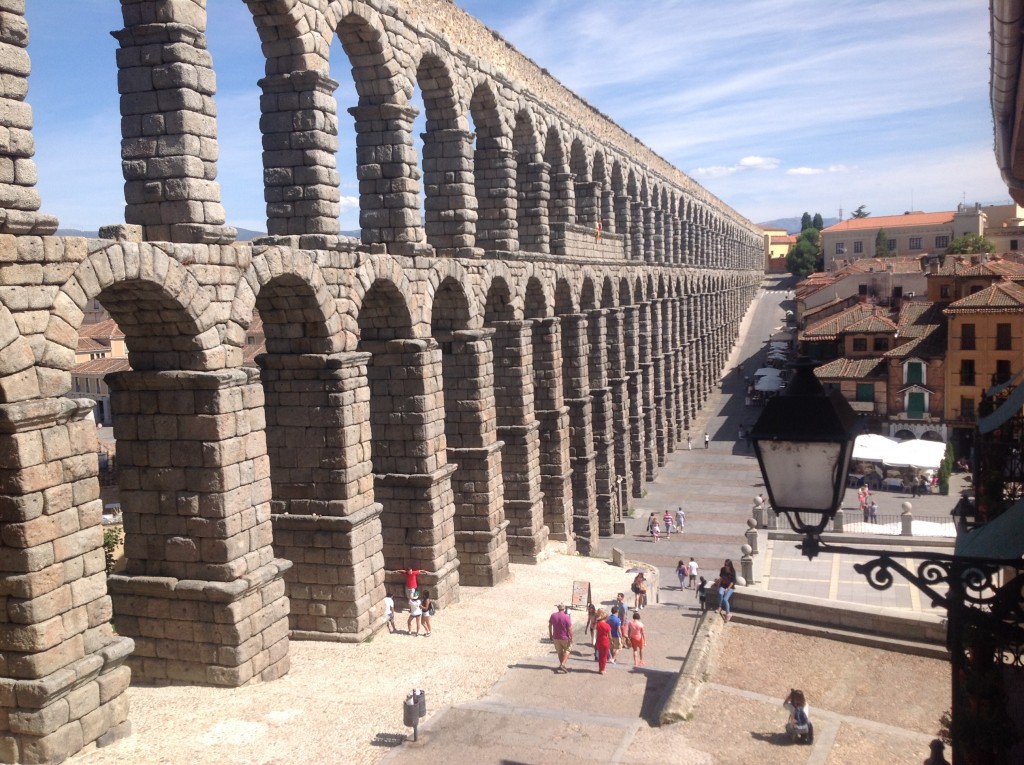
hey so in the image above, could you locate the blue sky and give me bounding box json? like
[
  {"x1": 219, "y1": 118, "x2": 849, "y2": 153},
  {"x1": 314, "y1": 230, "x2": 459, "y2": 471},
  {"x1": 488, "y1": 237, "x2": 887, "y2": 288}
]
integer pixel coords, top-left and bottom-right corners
[{"x1": 26, "y1": 1, "x2": 1006, "y2": 232}]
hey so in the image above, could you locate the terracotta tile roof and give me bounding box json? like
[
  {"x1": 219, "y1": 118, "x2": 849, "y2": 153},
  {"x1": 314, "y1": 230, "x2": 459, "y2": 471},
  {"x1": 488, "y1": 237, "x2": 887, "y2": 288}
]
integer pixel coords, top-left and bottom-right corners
[
  {"x1": 800, "y1": 304, "x2": 897, "y2": 341},
  {"x1": 930, "y1": 256, "x2": 1024, "y2": 279},
  {"x1": 73, "y1": 357, "x2": 130, "y2": 374},
  {"x1": 769, "y1": 234, "x2": 796, "y2": 245},
  {"x1": 802, "y1": 295, "x2": 855, "y2": 321},
  {"x1": 822, "y1": 211, "x2": 955, "y2": 233},
  {"x1": 885, "y1": 301, "x2": 947, "y2": 358},
  {"x1": 78, "y1": 319, "x2": 124, "y2": 340},
  {"x1": 943, "y1": 279, "x2": 1024, "y2": 313},
  {"x1": 242, "y1": 341, "x2": 266, "y2": 364},
  {"x1": 814, "y1": 357, "x2": 886, "y2": 379},
  {"x1": 76, "y1": 337, "x2": 107, "y2": 352},
  {"x1": 844, "y1": 256, "x2": 924, "y2": 274}
]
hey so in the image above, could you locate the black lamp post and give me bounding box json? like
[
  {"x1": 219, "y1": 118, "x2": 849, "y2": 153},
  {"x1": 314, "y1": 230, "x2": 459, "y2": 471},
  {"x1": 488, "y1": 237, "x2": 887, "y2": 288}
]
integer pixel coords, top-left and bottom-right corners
[
  {"x1": 749, "y1": 357, "x2": 1024, "y2": 763},
  {"x1": 749, "y1": 356, "x2": 857, "y2": 553}
]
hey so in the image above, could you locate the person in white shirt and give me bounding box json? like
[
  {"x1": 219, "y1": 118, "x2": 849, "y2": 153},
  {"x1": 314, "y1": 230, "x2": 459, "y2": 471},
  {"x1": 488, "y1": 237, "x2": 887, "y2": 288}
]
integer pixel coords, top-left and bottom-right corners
[{"x1": 687, "y1": 558, "x2": 699, "y2": 589}]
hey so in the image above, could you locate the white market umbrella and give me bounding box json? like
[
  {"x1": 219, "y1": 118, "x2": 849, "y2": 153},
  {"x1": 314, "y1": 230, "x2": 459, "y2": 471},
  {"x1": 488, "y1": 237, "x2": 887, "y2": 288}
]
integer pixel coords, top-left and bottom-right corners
[
  {"x1": 883, "y1": 439, "x2": 946, "y2": 470},
  {"x1": 852, "y1": 434, "x2": 898, "y2": 463}
]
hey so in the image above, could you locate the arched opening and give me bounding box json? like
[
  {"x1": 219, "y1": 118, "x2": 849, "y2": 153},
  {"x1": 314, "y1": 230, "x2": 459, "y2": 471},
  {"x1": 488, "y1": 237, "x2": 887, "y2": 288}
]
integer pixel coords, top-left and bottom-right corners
[{"x1": 471, "y1": 83, "x2": 514, "y2": 252}]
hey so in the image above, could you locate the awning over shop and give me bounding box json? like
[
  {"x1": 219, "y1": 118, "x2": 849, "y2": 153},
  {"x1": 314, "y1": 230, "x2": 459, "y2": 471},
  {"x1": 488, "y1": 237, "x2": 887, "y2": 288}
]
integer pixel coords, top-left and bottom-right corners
[
  {"x1": 955, "y1": 497, "x2": 1024, "y2": 559},
  {"x1": 853, "y1": 434, "x2": 898, "y2": 462},
  {"x1": 884, "y1": 439, "x2": 946, "y2": 470}
]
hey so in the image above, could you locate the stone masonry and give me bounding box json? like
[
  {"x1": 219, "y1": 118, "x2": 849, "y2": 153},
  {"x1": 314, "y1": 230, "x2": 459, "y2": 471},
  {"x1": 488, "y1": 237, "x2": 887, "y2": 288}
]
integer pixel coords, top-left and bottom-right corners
[{"x1": 0, "y1": 1, "x2": 762, "y2": 762}]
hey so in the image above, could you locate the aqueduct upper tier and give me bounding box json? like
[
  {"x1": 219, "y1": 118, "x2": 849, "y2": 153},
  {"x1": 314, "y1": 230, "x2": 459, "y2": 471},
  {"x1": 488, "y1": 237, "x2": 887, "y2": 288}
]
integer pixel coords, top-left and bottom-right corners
[{"x1": 0, "y1": 1, "x2": 763, "y2": 762}]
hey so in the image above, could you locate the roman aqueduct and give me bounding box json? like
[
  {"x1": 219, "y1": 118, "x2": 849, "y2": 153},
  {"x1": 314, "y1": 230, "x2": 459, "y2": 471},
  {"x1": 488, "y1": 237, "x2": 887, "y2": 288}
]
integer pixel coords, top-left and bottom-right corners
[{"x1": 0, "y1": 0, "x2": 762, "y2": 761}]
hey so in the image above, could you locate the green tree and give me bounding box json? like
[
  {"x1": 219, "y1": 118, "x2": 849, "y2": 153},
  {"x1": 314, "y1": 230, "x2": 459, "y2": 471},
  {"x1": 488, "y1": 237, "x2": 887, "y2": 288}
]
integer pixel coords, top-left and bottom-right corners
[
  {"x1": 874, "y1": 228, "x2": 891, "y2": 257},
  {"x1": 812, "y1": 213, "x2": 824, "y2": 230},
  {"x1": 800, "y1": 212, "x2": 812, "y2": 231},
  {"x1": 946, "y1": 233, "x2": 995, "y2": 255},
  {"x1": 786, "y1": 240, "x2": 817, "y2": 277},
  {"x1": 851, "y1": 205, "x2": 870, "y2": 219}
]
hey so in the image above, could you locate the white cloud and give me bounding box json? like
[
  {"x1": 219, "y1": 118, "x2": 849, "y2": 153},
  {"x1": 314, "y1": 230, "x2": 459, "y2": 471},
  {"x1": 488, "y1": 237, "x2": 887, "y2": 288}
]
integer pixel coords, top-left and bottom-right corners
[
  {"x1": 740, "y1": 156, "x2": 780, "y2": 170},
  {"x1": 828, "y1": 165, "x2": 851, "y2": 173},
  {"x1": 693, "y1": 165, "x2": 740, "y2": 179},
  {"x1": 786, "y1": 167, "x2": 825, "y2": 176},
  {"x1": 339, "y1": 196, "x2": 360, "y2": 212}
]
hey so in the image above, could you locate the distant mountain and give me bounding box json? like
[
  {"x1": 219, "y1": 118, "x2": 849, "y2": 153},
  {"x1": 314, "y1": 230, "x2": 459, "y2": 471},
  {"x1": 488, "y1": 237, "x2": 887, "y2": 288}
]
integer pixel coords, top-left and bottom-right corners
[
  {"x1": 758, "y1": 217, "x2": 840, "y2": 235},
  {"x1": 56, "y1": 228, "x2": 97, "y2": 238}
]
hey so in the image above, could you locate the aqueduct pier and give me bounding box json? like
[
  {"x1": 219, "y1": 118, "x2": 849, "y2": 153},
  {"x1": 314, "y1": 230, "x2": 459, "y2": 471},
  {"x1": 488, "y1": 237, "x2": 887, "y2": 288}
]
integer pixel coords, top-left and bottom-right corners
[{"x1": 0, "y1": 1, "x2": 762, "y2": 761}]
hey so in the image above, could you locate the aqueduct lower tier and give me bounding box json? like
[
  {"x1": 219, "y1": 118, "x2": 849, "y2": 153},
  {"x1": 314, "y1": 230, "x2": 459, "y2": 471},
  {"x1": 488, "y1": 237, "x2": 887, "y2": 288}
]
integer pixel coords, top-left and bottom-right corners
[
  {"x1": 0, "y1": 0, "x2": 766, "y2": 761},
  {"x1": 0, "y1": 236, "x2": 759, "y2": 761}
]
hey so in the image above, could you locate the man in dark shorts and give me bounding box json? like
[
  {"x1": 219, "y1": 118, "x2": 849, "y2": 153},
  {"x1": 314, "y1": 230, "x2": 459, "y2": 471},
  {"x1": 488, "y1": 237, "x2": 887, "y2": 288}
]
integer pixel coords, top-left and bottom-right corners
[{"x1": 549, "y1": 604, "x2": 573, "y2": 673}]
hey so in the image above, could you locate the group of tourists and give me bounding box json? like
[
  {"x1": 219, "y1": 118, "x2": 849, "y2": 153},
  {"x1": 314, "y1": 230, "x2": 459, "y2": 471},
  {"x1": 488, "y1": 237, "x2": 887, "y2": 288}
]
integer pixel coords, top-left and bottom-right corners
[
  {"x1": 383, "y1": 567, "x2": 437, "y2": 637},
  {"x1": 646, "y1": 507, "x2": 685, "y2": 542},
  {"x1": 857, "y1": 485, "x2": 878, "y2": 523},
  {"x1": 549, "y1": 588, "x2": 649, "y2": 675}
]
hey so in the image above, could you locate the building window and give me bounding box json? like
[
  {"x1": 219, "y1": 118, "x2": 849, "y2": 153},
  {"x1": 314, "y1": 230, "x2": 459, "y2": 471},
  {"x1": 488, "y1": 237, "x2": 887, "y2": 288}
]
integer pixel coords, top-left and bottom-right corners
[
  {"x1": 835, "y1": 243, "x2": 845, "y2": 255},
  {"x1": 997, "y1": 323, "x2": 1012, "y2": 351},
  {"x1": 996, "y1": 359, "x2": 1012, "y2": 384},
  {"x1": 907, "y1": 391, "x2": 926, "y2": 418},
  {"x1": 852, "y1": 338, "x2": 867, "y2": 352},
  {"x1": 873, "y1": 337, "x2": 888, "y2": 352},
  {"x1": 960, "y1": 359, "x2": 975, "y2": 386},
  {"x1": 853, "y1": 241, "x2": 863, "y2": 254},
  {"x1": 858, "y1": 284, "x2": 868, "y2": 296},
  {"x1": 909, "y1": 237, "x2": 922, "y2": 250},
  {"x1": 887, "y1": 239, "x2": 897, "y2": 251},
  {"x1": 906, "y1": 362, "x2": 923, "y2": 385},
  {"x1": 855, "y1": 383, "x2": 874, "y2": 402},
  {"x1": 961, "y1": 323, "x2": 975, "y2": 350},
  {"x1": 940, "y1": 285, "x2": 951, "y2": 299},
  {"x1": 935, "y1": 235, "x2": 949, "y2": 249},
  {"x1": 970, "y1": 285, "x2": 984, "y2": 294},
  {"x1": 960, "y1": 397, "x2": 975, "y2": 419},
  {"x1": 1012, "y1": 239, "x2": 1019, "y2": 251}
]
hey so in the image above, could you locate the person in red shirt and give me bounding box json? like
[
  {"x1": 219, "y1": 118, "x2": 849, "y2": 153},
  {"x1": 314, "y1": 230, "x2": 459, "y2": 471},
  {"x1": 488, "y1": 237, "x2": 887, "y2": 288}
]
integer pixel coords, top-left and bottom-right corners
[
  {"x1": 398, "y1": 568, "x2": 424, "y2": 601},
  {"x1": 594, "y1": 608, "x2": 611, "y2": 674}
]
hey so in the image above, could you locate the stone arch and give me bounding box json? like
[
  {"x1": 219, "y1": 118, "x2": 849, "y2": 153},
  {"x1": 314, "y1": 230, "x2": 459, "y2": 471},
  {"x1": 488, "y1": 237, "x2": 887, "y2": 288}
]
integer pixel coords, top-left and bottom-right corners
[
  {"x1": 351, "y1": 256, "x2": 419, "y2": 340},
  {"x1": 544, "y1": 125, "x2": 572, "y2": 226},
  {"x1": 524, "y1": 274, "x2": 551, "y2": 320},
  {"x1": 570, "y1": 138, "x2": 590, "y2": 182},
  {"x1": 580, "y1": 276, "x2": 598, "y2": 311},
  {"x1": 513, "y1": 108, "x2": 548, "y2": 253},
  {"x1": 424, "y1": 259, "x2": 482, "y2": 331},
  {"x1": 416, "y1": 48, "x2": 476, "y2": 254},
  {"x1": 484, "y1": 276, "x2": 515, "y2": 323},
  {"x1": 230, "y1": 247, "x2": 343, "y2": 356},
  {"x1": 48, "y1": 244, "x2": 217, "y2": 380},
  {"x1": 325, "y1": 1, "x2": 404, "y2": 104},
  {"x1": 594, "y1": 150, "x2": 613, "y2": 233},
  {"x1": 554, "y1": 278, "x2": 577, "y2": 316},
  {"x1": 470, "y1": 81, "x2": 515, "y2": 252}
]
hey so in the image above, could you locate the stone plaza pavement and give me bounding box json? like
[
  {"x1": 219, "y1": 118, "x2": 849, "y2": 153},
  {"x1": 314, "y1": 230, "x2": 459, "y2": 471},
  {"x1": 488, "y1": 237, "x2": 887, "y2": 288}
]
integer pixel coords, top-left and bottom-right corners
[{"x1": 382, "y1": 280, "x2": 951, "y2": 764}]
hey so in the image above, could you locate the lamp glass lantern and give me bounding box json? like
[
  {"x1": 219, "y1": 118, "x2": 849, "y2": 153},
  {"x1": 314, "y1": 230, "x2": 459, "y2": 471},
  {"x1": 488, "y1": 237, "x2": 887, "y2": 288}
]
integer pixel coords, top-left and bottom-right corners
[{"x1": 749, "y1": 357, "x2": 857, "y2": 537}]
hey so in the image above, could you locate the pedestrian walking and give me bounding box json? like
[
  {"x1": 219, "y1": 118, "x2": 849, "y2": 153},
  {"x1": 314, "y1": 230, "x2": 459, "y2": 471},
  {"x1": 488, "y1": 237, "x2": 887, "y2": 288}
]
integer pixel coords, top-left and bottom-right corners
[
  {"x1": 584, "y1": 602, "x2": 598, "y2": 657},
  {"x1": 548, "y1": 604, "x2": 573, "y2": 673},
  {"x1": 697, "y1": 576, "x2": 708, "y2": 611},
  {"x1": 676, "y1": 507, "x2": 685, "y2": 533},
  {"x1": 419, "y1": 589, "x2": 435, "y2": 636},
  {"x1": 704, "y1": 432, "x2": 710, "y2": 449},
  {"x1": 662, "y1": 510, "x2": 674, "y2": 536},
  {"x1": 687, "y1": 557, "x2": 699, "y2": 589},
  {"x1": 676, "y1": 559, "x2": 687, "y2": 589},
  {"x1": 647, "y1": 513, "x2": 661, "y2": 542},
  {"x1": 687, "y1": 433, "x2": 692, "y2": 450},
  {"x1": 594, "y1": 609, "x2": 611, "y2": 674},
  {"x1": 631, "y1": 572, "x2": 648, "y2": 609},
  {"x1": 607, "y1": 607, "x2": 622, "y2": 664},
  {"x1": 869, "y1": 499, "x2": 878, "y2": 523},
  {"x1": 717, "y1": 559, "x2": 736, "y2": 622},
  {"x1": 628, "y1": 612, "x2": 646, "y2": 666}
]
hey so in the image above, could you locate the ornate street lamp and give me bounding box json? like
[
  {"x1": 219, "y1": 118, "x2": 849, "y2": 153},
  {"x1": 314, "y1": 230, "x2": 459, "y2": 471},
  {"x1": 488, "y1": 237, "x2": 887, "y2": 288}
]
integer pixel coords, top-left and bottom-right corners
[
  {"x1": 750, "y1": 356, "x2": 1024, "y2": 762},
  {"x1": 749, "y1": 357, "x2": 857, "y2": 551}
]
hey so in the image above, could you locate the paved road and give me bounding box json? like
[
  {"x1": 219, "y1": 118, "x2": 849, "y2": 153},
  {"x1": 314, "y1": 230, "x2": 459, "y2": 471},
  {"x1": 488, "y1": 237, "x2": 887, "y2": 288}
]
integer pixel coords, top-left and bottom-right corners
[{"x1": 615, "y1": 275, "x2": 964, "y2": 614}]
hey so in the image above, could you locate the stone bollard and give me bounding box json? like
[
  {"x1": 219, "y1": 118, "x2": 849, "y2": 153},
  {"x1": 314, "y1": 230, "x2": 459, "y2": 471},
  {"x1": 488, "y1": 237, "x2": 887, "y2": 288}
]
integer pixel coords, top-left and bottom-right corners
[
  {"x1": 612, "y1": 547, "x2": 625, "y2": 567},
  {"x1": 740, "y1": 543, "x2": 754, "y2": 585},
  {"x1": 745, "y1": 518, "x2": 759, "y2": 555},
  {"x1": 767, "y1": 508, "x2": 779, "y2": 530},
  {"x1": 752, "y1": 496, "x2": 765, "y2": 528},
  {"x1": 901, "y1": 501, "x2": 913, "y2": 536},
  {"x1": 834, "y1": 508, "x2": 844, "y2": 533}
]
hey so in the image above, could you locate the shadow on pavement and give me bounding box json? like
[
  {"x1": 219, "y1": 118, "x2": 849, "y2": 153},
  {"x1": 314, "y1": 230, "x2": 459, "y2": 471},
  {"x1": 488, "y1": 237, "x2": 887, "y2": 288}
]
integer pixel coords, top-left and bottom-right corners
[{"x1": 750, "y1": 730, "x2": 797, "y2": 746}]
